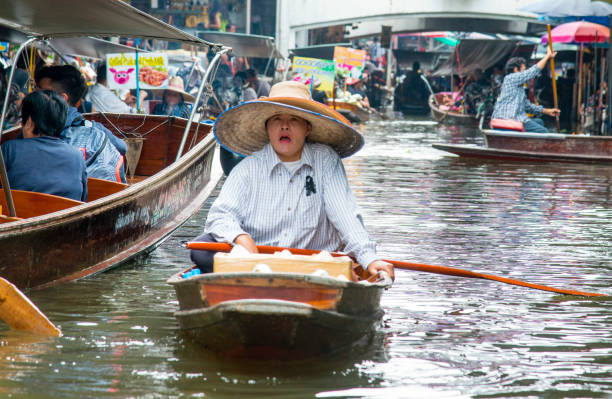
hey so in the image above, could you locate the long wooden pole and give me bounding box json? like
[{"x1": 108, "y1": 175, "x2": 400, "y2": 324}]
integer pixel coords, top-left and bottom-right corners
[
  {"x1": 186, "y1": 242, "x2": 606, "y2": 297},
  {"x1": 547, "y1": 25, "x2": 561, "y2": 133},
  {"x1": 578, "y1": 43, "x2": 584, "y2": 133}
]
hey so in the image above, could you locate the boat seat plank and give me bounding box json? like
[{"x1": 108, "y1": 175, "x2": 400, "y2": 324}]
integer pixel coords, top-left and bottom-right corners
[
  {"x1": 86, "y1": 177, "x2": 128, "y2": 202},
  {"x1": 0, "y1": 189, "x2": 83, "y2": 219}
]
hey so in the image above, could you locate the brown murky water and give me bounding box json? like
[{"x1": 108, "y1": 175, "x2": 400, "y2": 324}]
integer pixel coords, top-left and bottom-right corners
[{"x1": 1, "y1": 117, "x2": 610, "y2": 398}]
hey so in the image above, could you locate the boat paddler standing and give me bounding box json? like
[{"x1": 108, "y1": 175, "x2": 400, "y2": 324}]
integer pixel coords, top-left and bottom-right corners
[
  {"x1": 190, "y1": 81, "x2": 394, "y2": 280},
  {"x1": 491, "y1": 47, "x2": 560, "y2": 133}
]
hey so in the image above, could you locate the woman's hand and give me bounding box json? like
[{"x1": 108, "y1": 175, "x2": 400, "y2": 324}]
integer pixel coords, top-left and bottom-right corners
[
  {"x1": 233, "y1": 234, "x2": 258, "y2": 253},
  {"x1": 367, "y1": 260, "x2": 395, "y2": 281}
]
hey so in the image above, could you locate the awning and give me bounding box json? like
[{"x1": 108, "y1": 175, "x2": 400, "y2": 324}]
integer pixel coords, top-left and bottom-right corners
[
  {"x1": 42, "y1": 37, "x2": 148, "y2": 60},
  {"x1": 196, "y1": 31, "x2": 282, "y2": 58},
  {"x1": 289, "y1": 43, "x2": 353, "y2": 61},
  {"x1": 433, "y1": 39, "x2": 536, "y2": 76},
  {"x1": 0, "y1": 0, "x2": 214, "y2": 48}
]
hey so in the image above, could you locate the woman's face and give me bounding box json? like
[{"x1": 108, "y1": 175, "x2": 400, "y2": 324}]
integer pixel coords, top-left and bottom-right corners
[
  {"x1": 165, "y1": 91, "x2": 182, "y2": 106},
  {"x1": 266, "y1": 113, "x2": 311, "y2": 162}
]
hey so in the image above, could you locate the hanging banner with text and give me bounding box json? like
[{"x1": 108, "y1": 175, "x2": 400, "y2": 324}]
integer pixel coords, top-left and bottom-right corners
[
  {"x1": 333, "y1": 46, "x2": 366, "y2": 79},
  {"x1": 291, "y1": 56, "x2": 335, "y2": 94},
  {"x1": 106, "y1": 52, "x2": 169, "y2": 90}
]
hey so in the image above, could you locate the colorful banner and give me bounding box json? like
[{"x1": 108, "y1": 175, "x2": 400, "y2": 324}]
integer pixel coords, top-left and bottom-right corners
[
  {"x1": 0, "y1": 42, "x2": 9, "y2": 52},
  {"x1": 106, "y1": 52, "x2": 169, "y2": 90},
  {"x1": 333, "y1": 46, "x2": 366, "y2": 79},
  {"x1": 291, "y1": 56, "x2": 335, "y2": 94}
]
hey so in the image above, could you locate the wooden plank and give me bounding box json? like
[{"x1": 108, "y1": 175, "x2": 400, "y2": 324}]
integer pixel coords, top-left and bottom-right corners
[
  {"x1": 213, "y1": 253, "x2": 354, "y2": 281},
  {"x1": 0, "y1": 189, "x2": 82, "y2": 218},
  {"x1": 86, "y1": 177, "x2": 128, "y2": 202}
]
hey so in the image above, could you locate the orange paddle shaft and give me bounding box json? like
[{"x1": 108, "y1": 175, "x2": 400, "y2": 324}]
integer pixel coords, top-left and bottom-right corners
[{"x1": 186, "y1": 242, "x2": 606, "y2": 297}]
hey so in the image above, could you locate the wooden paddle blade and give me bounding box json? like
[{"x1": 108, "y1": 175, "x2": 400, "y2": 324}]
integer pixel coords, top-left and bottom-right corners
[
  {"x1": 388, "y1": 260, "x2": 606, "y2": 297},
  {"x1": 0, "y1": 278, "x2": 61, "y2": 336}
]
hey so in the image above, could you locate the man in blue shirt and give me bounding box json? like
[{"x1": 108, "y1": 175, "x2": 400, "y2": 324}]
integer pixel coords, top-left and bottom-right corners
[
  {"x1": 492, "y1": 47, "x2": 560, "y2": 133},
  {"x1": 36, "y1": 65, "x2": 127, "y2": 183},
  {"x1": 1, "y1": 90, "x2": 87, "y2": 202}
]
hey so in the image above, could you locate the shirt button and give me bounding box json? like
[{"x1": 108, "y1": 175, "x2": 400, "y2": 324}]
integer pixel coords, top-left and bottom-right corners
[
  {"x1": 289, "y1": 179, "x2": 293, "y2": 183},
  {"x1": 288, "y1": 207, "x2": 291, "y2": 211}
]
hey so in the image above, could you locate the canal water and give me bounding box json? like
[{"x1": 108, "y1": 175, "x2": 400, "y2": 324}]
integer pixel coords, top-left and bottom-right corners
[{"x1": 1, "y1": 117, "x2": 611, "y2": 398}]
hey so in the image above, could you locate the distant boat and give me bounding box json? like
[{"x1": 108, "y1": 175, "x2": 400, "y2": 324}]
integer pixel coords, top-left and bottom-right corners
[
  {"x1": 428, "y1": 93, "x2": 478, "y2": 126},
  {"x1": 325, "y1": 99, "x2": 371, "y2": 123},
  {"x1": 433, "y1": 124, "x2": 612, "y2": 163}
]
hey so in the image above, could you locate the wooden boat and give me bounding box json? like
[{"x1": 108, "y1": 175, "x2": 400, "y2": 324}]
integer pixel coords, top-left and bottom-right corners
[
  {"x1": 433, "y1": 128, "x2": 612, "y2": 164},
  {"x1": 429, "y1": 93, "x2": 478, "y2": 126},
  {"x1": 1, "y1": 115, "x2": 221, "y2": 289},
  {"x1": 0, "y1": 0, "x2": 226, "y2": 290},
  {"x1": 326, "y1": 99, "x2": 371, "y2": 123},
  {"x1": 168, "y1": 261, "x2": 392, "y2": 359}
]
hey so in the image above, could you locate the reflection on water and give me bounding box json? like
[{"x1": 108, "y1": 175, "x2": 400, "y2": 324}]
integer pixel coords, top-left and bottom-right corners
[{"x1": 0, "y1": 116, "x2": 611, "y2": 398}]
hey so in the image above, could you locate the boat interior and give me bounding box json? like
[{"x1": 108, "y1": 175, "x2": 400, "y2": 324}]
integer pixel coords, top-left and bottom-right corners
[{"x1": 0, "y1": 114, "x2": 211, "y2": 222}]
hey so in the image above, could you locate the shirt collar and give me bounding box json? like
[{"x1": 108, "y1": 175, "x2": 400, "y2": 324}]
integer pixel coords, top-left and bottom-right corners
[{"x1": 262, "y1": 142, "x2": 314, "y2": 176}]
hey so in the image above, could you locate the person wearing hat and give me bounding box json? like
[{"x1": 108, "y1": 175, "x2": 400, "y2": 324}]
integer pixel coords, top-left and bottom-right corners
[
  {"x1": 492, "y1": 47, "x2": 560, "y2": 132},
  {"x1": 152, "y1": 76, "x2": 195, "y2": 119},
  {"x1": 347, "y1": 77, "x2": 371, "y2": 110},
  {"x1": 189, "y1": 80, "x2": 394, "y2": 280}
]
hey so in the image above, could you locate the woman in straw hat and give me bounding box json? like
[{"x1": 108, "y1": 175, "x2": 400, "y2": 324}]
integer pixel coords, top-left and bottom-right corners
[
  {"x1": 190, "y1": 80, "x2": 394, "y2": 280},
  {"x1": 151, "y1": 76, "x2": 195, "y2": 119}
]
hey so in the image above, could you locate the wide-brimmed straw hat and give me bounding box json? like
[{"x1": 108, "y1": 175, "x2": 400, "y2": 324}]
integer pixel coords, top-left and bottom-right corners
[
  {"x1": 214, "y1": 81, "x2": 364, "y2": 158},
  {"x1": 151, "y1": 76, "x2": 195, "y2": 102}
]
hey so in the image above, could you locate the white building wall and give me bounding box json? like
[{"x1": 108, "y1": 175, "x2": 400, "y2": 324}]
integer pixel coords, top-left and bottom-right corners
[{"x1": 275, "y1": 0, "x2": 543, "y2": 57}]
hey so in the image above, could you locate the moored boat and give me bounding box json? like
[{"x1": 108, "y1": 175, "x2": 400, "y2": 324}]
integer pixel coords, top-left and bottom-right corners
[
  {"x1": 0, "y1": 0, "x2": 227, "y2": 290},
  {"x1": 429, "y1": 93, "x2": 478, "y2": 126},
  {"x1": 433, "y1": 127, "x2": 612, "y2": 164},
  {"x1": 168, "y1": 256, "x2": 392, "y2": 359},
  {"x1": 1, "y1": 115, "x2": 221, "y2": 289},
  {"x1": 326, "y1": 99, "x2": 371, "y2": 123}
]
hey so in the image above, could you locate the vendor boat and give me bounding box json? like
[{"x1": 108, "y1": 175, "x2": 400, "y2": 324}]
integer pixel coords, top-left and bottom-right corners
[{"x1": 167, "y1": 249, "x2": 392, "y2": 359}]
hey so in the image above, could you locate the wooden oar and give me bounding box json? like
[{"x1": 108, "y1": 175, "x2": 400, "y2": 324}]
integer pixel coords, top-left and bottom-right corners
[
  {"x1": 546, "y1": 25, "x2": 561, "y2": 133},
  {"x1": 0, "y1": 278, "x2": 61, "y2": 336},
  {"x1": 186, "y1": 242, "x2": 606, "y2": 297}
]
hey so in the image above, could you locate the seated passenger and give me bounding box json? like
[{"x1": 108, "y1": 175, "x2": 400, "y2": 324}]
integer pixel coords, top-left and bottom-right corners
[
  {"x1": 491, "y1": 48, "x2": 560, "y2": 133},
  {"x1": 35, "y1": 65, "x2": 126, "y2": 183},
  {"x1": 151, "y1": 76, "x2": 194, "y2": 119},
  {"x1": 1, "y1": 90, "x2": 87, "y2": 202}
]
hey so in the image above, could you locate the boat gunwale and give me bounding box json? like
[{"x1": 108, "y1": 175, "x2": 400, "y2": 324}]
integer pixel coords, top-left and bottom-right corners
[{"x1": 167, "y1": 271, "x2": 393, "y2": 290}]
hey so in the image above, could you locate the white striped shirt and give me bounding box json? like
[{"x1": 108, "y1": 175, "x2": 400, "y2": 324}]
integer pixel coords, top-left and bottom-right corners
[{"x1": 205, "y1": 142, "x2": 380, "y2": 267}]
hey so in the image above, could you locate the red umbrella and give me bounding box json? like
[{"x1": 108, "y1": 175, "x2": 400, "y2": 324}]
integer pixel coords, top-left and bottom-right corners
[{"x1": 542, "y1": 20, "x2": 609, "y2": 44}]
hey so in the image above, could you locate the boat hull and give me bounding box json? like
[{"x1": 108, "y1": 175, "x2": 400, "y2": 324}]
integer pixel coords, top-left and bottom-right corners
[
  {"x1": 433, "y1": 129, "x2": 612, "y2": 164},
  {"x1": 0, "y1": 114, "x2": 221, "y2": 290},
  {"x1": 168, "y1": 271, "x2": 391, "y2": 359},
  {"x1": 432, "y1": 143, "x2": 612, "y2": 163},
  {"x1": 483, "y1": 130, "x2": 612, "y2": 157}
]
